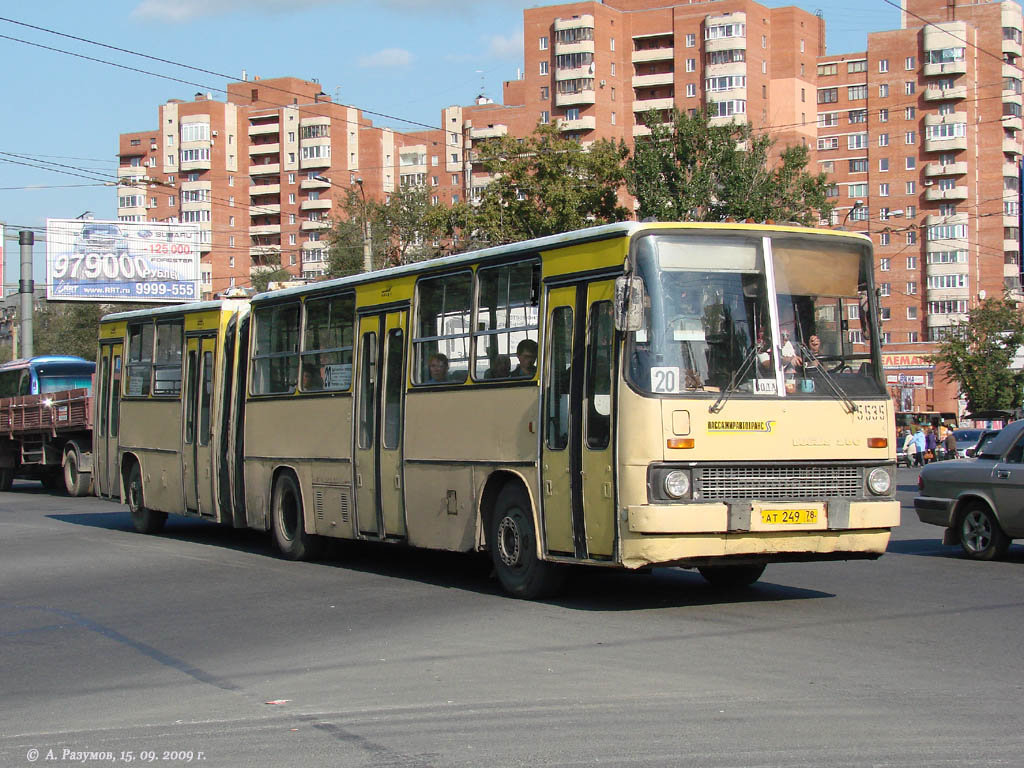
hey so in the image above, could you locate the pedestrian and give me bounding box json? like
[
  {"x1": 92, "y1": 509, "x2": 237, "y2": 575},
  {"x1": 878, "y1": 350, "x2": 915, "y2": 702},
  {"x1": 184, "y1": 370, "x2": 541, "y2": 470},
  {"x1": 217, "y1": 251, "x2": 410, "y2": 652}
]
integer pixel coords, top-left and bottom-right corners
[
  {"x1": 924, "y1": 426, "x2": 937, "y2": 464},
  {"x1": 913, "y1": 427, "x2": 927, "y2": 466},
  {"x1": 903, "y1": 429, "x2": 918, "y2": 467},
  {"x1": 943, "y1": 428, "x2": 957, "y2": 460}
]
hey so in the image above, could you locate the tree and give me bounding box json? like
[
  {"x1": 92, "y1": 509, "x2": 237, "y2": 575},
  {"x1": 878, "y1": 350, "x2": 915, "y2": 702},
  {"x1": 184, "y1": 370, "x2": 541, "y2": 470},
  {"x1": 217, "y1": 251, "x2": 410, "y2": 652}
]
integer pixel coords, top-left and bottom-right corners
[
  {"x1": 250, "y1": 252, "x2": 292, "y2": 293},
  {"x1": 931, "y1": 296, "x2": 1024, "y2": 414},
  {"x1": 625, "y1": 107, "x2": 832, "y2": 225},
  {"x1": 325, "y1": 185, "x2": 448, "y2": 278},
  {"x1": 454, "y1": 123, "x2": 630, "y2": 248},
  {"x1": 27, "y1": 301, "x2": 147, "y2": 361}
]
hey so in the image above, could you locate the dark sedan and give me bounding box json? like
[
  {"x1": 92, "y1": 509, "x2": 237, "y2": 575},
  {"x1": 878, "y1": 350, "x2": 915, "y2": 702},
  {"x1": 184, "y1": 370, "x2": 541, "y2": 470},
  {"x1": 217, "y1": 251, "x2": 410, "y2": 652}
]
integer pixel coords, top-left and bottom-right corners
[{"x1": 915, "y1": 419, "x2": 1024, "y2": 560}]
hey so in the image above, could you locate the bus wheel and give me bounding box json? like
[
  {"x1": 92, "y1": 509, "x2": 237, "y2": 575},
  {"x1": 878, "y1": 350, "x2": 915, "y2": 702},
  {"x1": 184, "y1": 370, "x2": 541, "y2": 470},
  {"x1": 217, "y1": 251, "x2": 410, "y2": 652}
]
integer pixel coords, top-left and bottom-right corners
[
  {"x1": 271, "y1": 472, "x2": 322, "y2": 561},
  {"x1": 698, "y1": 563, "x2": 766, "y2": 588},
  {"x1": 63, "y1": 449, "x2": 91, "y2": 497},
  {"x1": 126, "y1": 463, "x2": 167, "y2": 534},
  {"x1": 489, "y1": 485, "x2": 564, "y2": 600},
  {"x1": 0, "y1": 468, "x2": 13, "y2": 491}
]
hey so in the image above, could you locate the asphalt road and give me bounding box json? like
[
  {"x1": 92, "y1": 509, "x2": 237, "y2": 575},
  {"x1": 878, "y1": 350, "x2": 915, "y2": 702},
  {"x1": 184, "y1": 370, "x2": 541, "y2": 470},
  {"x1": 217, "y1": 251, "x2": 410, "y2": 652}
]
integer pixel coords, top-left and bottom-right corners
[{"x1": 1, "y1": 468, "x2": 1022, "y2": 768}]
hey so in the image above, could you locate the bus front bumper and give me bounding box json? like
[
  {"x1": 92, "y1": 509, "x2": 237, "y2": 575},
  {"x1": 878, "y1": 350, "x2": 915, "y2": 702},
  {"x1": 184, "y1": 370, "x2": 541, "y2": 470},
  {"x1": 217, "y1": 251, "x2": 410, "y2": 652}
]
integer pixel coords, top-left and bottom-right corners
[{"x1": 621, "y1": 500, "x2": 899, "y2": 569}]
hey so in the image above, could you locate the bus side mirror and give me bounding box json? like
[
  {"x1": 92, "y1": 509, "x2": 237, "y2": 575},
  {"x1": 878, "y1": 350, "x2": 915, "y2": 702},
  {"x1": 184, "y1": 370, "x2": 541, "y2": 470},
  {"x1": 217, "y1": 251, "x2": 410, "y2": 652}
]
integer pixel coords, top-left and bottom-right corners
[{"x1": 614, "y1": 275, "x2": 644, "y2": 332}]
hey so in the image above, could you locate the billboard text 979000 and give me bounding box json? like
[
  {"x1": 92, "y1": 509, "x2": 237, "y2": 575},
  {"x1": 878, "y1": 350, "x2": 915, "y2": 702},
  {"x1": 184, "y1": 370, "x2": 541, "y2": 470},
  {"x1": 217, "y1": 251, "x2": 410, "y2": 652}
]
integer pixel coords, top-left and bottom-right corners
[{"x1": 46, "y1": 219, "x2": 201, "y2": 303}]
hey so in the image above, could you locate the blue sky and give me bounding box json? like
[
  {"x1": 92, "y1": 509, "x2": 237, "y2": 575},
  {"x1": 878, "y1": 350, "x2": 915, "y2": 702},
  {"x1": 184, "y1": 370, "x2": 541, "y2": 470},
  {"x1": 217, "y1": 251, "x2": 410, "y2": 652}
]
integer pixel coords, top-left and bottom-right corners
[{"x1": 0, "y1": 0, "x2": 929, "y2": 283}]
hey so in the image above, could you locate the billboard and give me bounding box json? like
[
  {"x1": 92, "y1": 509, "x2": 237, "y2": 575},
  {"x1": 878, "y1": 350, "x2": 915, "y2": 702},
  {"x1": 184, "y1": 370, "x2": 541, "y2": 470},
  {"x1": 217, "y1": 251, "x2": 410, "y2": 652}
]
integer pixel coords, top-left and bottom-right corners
[{"x1": 46, "y1": 218, "x2": 200, "y2": 303}]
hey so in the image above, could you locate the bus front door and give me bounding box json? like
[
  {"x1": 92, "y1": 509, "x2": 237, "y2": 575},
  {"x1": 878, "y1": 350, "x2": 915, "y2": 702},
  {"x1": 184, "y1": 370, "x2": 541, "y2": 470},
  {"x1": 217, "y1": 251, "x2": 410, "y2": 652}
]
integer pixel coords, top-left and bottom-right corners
[
  {"x1": 96, "y1": 343, "x2": 122, "y2": 498},
  {"x1": 353, "y1": 310, "x2": 409, "y2": 540},
  {"x1": 182, "y1": 334, "x2": 216, "y2": 516},
  {"x1": 541, "y1": 281, "x2": 616, "y2": 560}
]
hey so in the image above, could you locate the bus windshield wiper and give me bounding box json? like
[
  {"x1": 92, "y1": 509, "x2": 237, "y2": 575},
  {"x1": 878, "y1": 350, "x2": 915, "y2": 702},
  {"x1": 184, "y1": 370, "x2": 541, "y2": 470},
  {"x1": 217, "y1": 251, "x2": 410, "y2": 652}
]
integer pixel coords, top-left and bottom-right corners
[
  {"x1": 709, "y1": 343, "x2": 760, "y2": 413},
  {"x1": 800, "y1": 343, "x2": 858, "y2": 414}
]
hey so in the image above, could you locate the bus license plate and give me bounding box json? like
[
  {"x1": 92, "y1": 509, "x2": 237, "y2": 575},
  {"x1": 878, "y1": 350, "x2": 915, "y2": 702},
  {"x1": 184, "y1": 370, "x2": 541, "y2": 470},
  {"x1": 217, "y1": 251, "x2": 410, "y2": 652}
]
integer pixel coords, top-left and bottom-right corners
[
  {"x1": 750, "y1": 502, "x2": 826, "y2": 531},
  {"x1": 761, "y1": 508, "x2": 818, "y2": 525}
]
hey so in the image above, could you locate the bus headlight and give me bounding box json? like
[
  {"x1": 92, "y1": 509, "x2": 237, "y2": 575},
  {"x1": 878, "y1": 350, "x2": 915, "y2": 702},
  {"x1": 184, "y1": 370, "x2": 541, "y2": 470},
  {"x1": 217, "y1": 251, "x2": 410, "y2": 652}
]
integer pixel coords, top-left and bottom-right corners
[
  {"x1": 867, "y1": 467, "x2": 892, "y2": 496},
  {"x1": 664, "y1": 470, "x2": 691, "y2": 499}
]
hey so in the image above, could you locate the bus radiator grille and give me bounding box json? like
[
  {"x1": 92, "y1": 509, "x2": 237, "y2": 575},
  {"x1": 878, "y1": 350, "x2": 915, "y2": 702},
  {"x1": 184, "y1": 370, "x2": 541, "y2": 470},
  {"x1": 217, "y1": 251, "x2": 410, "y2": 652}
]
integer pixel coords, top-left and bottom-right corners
[{"x1": 695, "y1": 465, "x2": 862, "y2": 500}]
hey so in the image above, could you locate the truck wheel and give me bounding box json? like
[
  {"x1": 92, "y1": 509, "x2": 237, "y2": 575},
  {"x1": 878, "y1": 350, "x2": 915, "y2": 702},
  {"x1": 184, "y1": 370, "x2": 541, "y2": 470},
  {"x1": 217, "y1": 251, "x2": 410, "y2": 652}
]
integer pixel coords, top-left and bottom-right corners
[
  {"x1": 0, "y1": 468, "x2": 13, "y2": 491},
  {"x1": 126, "y1": 463, "x2": 166, "y2": 534},
  {"x1": 271, "y1": 472, "x2": 322, "y2": 561},
  {"x1": 489, "y1": 484, "x2": 564, "y2": 599},
  {"x1": 64, "y1": 449, "x2": 92, "y2": 497}
]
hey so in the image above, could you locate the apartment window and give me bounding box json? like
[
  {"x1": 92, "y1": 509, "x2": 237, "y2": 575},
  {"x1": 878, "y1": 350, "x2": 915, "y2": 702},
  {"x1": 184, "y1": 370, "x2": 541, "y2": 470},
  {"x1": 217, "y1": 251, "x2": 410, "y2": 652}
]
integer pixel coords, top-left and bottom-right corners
[
  {"x1": 938, "y1": 102, "x2": 955, "y2": 116},
  {"x1": 847, "y1": 60, "x2": 867, "y2": 73},
  {"x1": 289, "y1": 234, "x2": 296, "y2": 245},
  {"x1": 686, "y1": 33, "x2": 696, "y2": 47},
  {"x1": 539, "y1": 61, "x2": 548, "y2": 75},
  {"x1": 905, "y1": 107, "x2": 916, "y2": 120},
  {"x1": 540, "y1": 86, "x2": 549, "y2": 99},
  {"x1": 880, "y1": 307, "x2": 891, "y2": 321},
  {"x1": 611, "y1": 112, "x2": 616, "y2": 125},
  {"x1": 849, "y1": 109, "x2": 867, "y2": 123},
  {"x1": 288, "y1": 193, "x2": 296, "y2": 204},
  {"x1": 905, "y1": 131, "x2": 916, "y2": 145},
  {"x1": 540, "y1": 111, "x2": 550, "y2": 124},
  {"x1": 761, "y1": 34, "x2": 767, "y2": 48},
  {"x1": 686, "y1": 58, "x2": 696, "y2": 72},
  {"x1": 180, "y1": 148, "x2": 210, "y2": 163},
  {"x1": 801, "y1": 40, "x2": 806, "y2": 53},
  {"x1": 882, "y1": 332, "x2": 892, "y2": 345},
  {"x1": 906, "y1": 181, "x2": 916, "y2": 194},
  {"x1": 938, "y1": 203, "x2": 957, "y2": 216},
  {"x1": 880, "y1": 283, "x2": 891, "y2": 297},
  {"x1": 848, "y1": 133, "x2": 868, "y2": 150},
  {"x1": 849, "y1": 183, "x2": 868, "y2": 197},
  {"x1": 905, "y1": 156, "x2": 916, "y2": 170},
  {"x1": 847, "y1": 85, "x2": 868, "y2": 100},
  {"x1": 228, "y1": 216, "x2": 234, "y2": 226},
  {"x1": 907, "y1": 307, "x2": 918, "y2": 320},
  {"x1": 880, "y1": 207, "x2": 891, "y2": 221},
  {"x1": 818, "y1": 112, "x2": 839, "y2": 127},
  {"x1": 818, "y1": 63, "x2": 837, "y2": 76},
  {"x1": 879, "y1": 83, "x2": 889, "y2": 98},
  {"x1": 907, "y1": 282, "x2": 917, "y2": 295},
  {"x1": 451, "y1": 174, "x2": 459, "y2": 184},
  {"x1": 908, "y1": 332, "x2": 919, "y2": 343},
  {"x1": 907, "y1": 256, "x2": 918, "y2": 269},
  {"x1": 905, "y1": 56, "x2": 915, "y2": 70},
  {"x1": 611, "y1": 63, "x2": 615, "y2": 76},
  {"x1": 904, "y1": 81, "x2": 916, "y2": 95},
  {"x1": 610, "y1": 37, "x2": 615, "y2": 51},
  {"x1": 880, "y1": 257, "x2": 890, "y2": 270},
  {"x1": 710, "y1": 100, "x2": 746, "y2": 118},
  {"x1": 880, "y1": 233, "x2": 891, "y2": 247},
  {"x1": 879, "y1": 133, "x2": 890, "y2": 146},
  {"x1": 907, "y1": 230, "x2": 917, "y2": 244},
  {"x1": 879, "y1": 109, "x2": 889, "y2": 123},
  {"x1": 925, "y1": 122, "x2": 967, "y2": 141},
  {"x1": 879, "y1": 157, "x2": 889, "y2": 171},
  {"x1": 180, "y1": 122, "x2": 209, "y2": 143},
  {"x1": 686, "y1": 83, "x2": 696, "y2": 97},
  {"x1": 879, "y1": 183, "x2": 890, "y2": 196},
  {"x1": 849, "y1": 158, "x2": 868, "y2": 173},
  {"x1": 821, "y1": 161, "x2": 835, "y2": 172},
  {"x1": 818, "y1": 88, "x2": 838, "y2": 104},
  {"x1": 879, "y1": 59, "x2": 889, "y2": 73},
  {"x1": 826, "y1": 183, "x2": 839, "y2": 198},
  {"x1": 539, "y1": 36, "x2": 548, "y2": 50},
  {"x1": 289, "y1": 214, "x2": 296, "y2": 224}
]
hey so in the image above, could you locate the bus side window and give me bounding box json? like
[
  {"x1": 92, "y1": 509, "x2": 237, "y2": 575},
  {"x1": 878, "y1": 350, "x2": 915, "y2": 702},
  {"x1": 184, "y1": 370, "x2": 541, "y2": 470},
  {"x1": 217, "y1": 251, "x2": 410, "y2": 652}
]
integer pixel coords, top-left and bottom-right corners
[
  {"x1": 546, "y1": 307, "x2": 573, "y2": 450},
  {"x1": 18, "y1": 370, "x2": 30, "y2": 396},
  {"x1": 586, "y1": 301, "x2": 613, "y2": 450}
]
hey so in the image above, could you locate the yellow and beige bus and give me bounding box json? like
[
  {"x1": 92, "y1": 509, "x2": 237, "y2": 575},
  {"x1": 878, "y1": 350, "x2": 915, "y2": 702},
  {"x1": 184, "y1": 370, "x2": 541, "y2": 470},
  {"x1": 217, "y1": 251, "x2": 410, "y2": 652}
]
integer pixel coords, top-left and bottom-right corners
[{"x1": 95, "y1": 222, "x2": 898, "y2": 598}]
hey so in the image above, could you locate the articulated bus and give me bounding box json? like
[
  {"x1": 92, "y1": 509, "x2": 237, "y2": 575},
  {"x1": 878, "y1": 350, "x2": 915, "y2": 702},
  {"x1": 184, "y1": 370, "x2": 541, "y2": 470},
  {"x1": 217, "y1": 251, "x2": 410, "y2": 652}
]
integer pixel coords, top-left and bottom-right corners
[{"x1": 95, "y1": 222, "x2": 899, "y2": 598}]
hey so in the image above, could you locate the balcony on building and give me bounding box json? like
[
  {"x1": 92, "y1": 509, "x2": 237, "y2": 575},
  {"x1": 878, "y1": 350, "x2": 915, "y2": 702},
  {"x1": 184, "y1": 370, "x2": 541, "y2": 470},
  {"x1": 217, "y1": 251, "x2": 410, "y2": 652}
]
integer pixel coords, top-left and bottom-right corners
[
  {"x1": 553, "y1": 14, "x2": 594, "y2": 47},
  {"x1": 705, "y1": 59, "x2": 747, "y2": 78},
  {"x1": 1003, "y1": 136, "x2": 1022, "y2": 155},
  {"x1": 299, "y1": 176, "x2": 331, "y2": 191},
  {"x1": 631, "y1": 33, "x2": 674, "y2": 64},
  {"x1": 632, "y1": 97, "x2": 675, "y2": 113},
  {"x1": 556, "y1": 115, "x2": 596, "y2": 132},
  {"x1": 300, "y1": 198, "x2": 332, "y2": 211},
  {"x1": 1005, "y1": 237, "x2": 1020, "y2": 253},
  {"x1": 299, "y1": 154, "x2": 331, "y2": 170},
  {"x1": 250, "y1": 245, "x2": 278, "y2": 258},
  {"x1": 923, "y1": 112, "x2": 968, "y2": 152},
  {"x1": 469, "y1": 124, "x2": 508, "y2": 140},
  {"x1": 923, "y1": 83, "x2": 967, "y2": 102},
  {"x1": 1004, "y1": 33, "x2": 1023, "y2": 60},
  {"x1": 555, "y1": 88, "x2": 597, "y2": 107},
  {"x1": 250, "y1": 162, "x2": 281, "y2": 176},
  {"x1": 924, "y1": 212, "x2": 968, "y2": 228},
  {"x1": 118, "y1": 205, "x2": 147, "y2": 218},
  {"x1": 300, "y1": 220, "x2": 330, "y2": 231},
  {"x1": 924, "y1": 161, "x2": 967, "y2": 177},
  {"x1": 1003, "y1": 113, "x2": 1023, "y2": 132},
  {"x1": 922, "y1": 23, "x2": 968, "y2": 77},
  {"x1": 924, "y1": 185, "x2": 968, "y2": 201},
  {"x1": 1006, "y1": 213, "x2": 1020, "y2": 228},
  {"x1": 927, "y1": 312, "x2": 968, "y2": 328},
  {"x1": 704, "y1": 12, "x2": 746, "y2": 55},
  {"x1": 249, "y1": 203, "x2": 281, "y2": 216},
  {"x1": 250, "y1": 182, "x2": 281, "y2": 196},
  {"x1": 632, "y1": 72, "x2": 675, "y2": 88},
  {"x1": 250, "y1": 223, "x2": 281, "y2": 236},
  {"x1": 180, "y1": 157, "x2": 211, "y2": 172},
  {"x1": 249, "y1": 142, "x2": 280, "y2": 156},
  {"x1": 248, "y1": 122, "x2": 279, "y2": 137}
]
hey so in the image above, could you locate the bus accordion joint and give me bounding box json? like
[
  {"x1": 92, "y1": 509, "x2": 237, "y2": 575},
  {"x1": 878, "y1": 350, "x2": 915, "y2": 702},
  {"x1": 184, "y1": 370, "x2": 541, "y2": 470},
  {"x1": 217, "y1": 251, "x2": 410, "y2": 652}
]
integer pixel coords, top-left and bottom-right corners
[
  {"x1": 867, "y1": 437, "x2": 888, "y2": 448},
  {"x1": 667, "y1": 438, "x2": 695, "y2": 450}
]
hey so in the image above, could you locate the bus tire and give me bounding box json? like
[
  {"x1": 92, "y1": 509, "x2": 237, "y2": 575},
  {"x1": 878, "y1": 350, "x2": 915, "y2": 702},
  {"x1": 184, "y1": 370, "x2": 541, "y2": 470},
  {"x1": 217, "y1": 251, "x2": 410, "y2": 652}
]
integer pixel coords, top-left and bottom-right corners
[
  {"x1": 63, "y1": 448, "x2": 91, "y2": 497},
  {"x1": 698, "y1": 563, "x2": 766, "y2": 588},
  {"x1": 489, "y1": 484, "x2": 564, "y2": 599},
  {"x1": 126, "y1": 462, "x2": 167, "y2": 534},
  {"x1": 271, "y1": 472, "x2": 322, "y2": 561}
]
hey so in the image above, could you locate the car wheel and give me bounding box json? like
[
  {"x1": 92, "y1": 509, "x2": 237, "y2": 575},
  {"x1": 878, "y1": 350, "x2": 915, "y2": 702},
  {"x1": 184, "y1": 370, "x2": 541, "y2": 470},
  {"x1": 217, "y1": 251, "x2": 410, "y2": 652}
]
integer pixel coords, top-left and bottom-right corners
[
  {"x1": 698, "y1": 563, "x2": 766, "y2": 588},
  {"x1": 489, "y1": 484, "x2": 564, "y2": 599},
  {"x1": 271, "y1": 472, "x2": 322, "y2": 561},
  {"x1": 126, "y1": 462, "x2": 167, "y2": 534},
  {"x1": 958, "y1": 503, "x2": 1010, "y2": 561}
]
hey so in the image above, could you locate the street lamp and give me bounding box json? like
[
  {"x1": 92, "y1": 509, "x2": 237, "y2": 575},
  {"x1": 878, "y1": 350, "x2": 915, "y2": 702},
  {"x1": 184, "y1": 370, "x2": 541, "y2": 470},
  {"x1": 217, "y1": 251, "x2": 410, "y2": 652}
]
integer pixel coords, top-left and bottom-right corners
[
  {"x1": 841, "y1": 200, "x2": 864, "y2": 229},
  {"x1": 354, "y1": 177, "x2": 372, "y2": 273}
]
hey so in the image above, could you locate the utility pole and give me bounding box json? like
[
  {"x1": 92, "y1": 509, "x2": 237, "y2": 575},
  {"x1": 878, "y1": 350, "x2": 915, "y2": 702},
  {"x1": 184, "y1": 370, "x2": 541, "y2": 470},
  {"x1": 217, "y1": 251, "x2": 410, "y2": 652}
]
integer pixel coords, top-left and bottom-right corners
[
  {"x1": 18, "y1": 230, "x2": 33, "y2": 359},
  {"x1": 355, "y1": 178, "x2": 372, "y2": 272}
]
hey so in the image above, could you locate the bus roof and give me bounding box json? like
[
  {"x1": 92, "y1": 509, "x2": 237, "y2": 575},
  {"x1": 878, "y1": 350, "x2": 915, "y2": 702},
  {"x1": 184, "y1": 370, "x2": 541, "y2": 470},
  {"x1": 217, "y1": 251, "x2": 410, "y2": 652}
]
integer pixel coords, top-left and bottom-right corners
[
  {"x1": 250, "y1": 221, "x2": 873, "y2": 306},
  {"x1": 0, "y1": 355, "x2": 93, "y2": 370},
  {"x1": 100, "y1": 299, "x2": 250, "y2": 324}
]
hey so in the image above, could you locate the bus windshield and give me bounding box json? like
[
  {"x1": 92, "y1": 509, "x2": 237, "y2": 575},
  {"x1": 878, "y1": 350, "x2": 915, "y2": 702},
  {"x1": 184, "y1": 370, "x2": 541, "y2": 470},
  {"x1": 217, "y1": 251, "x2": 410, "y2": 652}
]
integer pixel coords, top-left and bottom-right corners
[{"x1": 626, "y1": 232, "x2": 884, "y2": 399}]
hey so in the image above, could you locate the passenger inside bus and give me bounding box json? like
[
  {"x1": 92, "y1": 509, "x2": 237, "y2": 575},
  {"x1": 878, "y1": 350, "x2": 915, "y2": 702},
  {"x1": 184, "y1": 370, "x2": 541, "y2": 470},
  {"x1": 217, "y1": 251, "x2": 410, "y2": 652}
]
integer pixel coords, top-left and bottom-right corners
[
  {"x1": 512, "y1": 339, "x2": 537, "y2": 378},
  {"x1": 301, "y1": 363, "x2": 323, "y2": 392},
  {"x1": 485, "y1": 354, "x2": 511, "y2": 379},
  {"x1": 427, "y1": 353, "x2": 449, "y2": 383}
]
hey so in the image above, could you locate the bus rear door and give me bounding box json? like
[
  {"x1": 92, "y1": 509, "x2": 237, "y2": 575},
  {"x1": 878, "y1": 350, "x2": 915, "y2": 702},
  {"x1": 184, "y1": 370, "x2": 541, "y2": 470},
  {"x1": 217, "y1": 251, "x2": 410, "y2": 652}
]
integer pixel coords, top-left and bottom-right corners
[
  {"x1": 95, "y1": 342, "x2": 122, "y2": 498},
  {"x1": 182, "y1": 334, "x2": 216, "y2": 515}
]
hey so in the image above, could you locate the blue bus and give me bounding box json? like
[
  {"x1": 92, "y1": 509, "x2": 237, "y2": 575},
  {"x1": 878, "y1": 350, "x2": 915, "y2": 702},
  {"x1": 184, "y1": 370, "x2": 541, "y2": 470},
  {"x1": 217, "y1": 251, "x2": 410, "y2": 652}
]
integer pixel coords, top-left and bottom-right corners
[{"x1": 0, "y1": 356, "x2": 96, "y2": 398}]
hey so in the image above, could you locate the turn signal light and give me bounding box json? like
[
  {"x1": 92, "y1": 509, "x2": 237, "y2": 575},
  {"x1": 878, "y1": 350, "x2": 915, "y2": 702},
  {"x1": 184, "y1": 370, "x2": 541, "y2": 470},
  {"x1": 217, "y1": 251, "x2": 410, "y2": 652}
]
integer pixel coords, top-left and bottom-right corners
[
  {"x1": 667, "y1": 438, "x2": 695, "y2": 449},
  {"x1": 867, "y1": 437, "x2": 888, "y2": 448}
]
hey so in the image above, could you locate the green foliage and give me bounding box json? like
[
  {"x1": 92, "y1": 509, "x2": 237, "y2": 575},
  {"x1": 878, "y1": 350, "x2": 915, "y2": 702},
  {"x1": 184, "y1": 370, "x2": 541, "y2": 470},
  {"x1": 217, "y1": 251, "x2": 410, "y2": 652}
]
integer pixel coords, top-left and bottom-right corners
[
  {"x1": 249, "y1": 251, "x2": 291, "y2": 294},
  {"x1": 625, "y1": 107, "x2": 833, "y2": 226},
  {"x1": 325, "y1": 185, "x2": 447, "y2": 278},
  {"x1": 459, "y1": 123, "x2": 630, "y2": 248},
  {"x1": 28, "y1": 301, "x2": 147, "y2": 361},
  {"x1": 932, "y1": 296, "x2": 1024, "y2": 413}
]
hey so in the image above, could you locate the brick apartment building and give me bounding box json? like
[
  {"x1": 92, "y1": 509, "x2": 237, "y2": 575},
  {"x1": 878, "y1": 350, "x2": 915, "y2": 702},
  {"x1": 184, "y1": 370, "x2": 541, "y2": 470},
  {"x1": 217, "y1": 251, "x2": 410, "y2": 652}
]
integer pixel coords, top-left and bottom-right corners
[{"x1": 117, "y1": 0, "x2": 1023, "y2": 417}]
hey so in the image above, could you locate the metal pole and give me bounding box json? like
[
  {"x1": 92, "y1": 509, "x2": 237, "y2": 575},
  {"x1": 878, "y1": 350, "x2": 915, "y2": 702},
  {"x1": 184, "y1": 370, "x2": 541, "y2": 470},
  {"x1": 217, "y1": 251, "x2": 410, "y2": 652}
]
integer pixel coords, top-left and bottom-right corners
[
  {"x1": 363, "y1": 218, "x2": 372, "y2": 273},
  {"x1": 18, "y1": 230, "x2": 33, "y2": 359}
]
